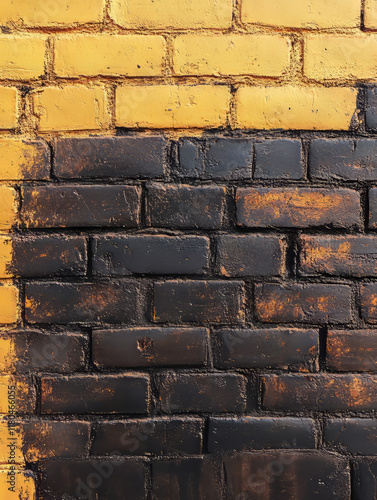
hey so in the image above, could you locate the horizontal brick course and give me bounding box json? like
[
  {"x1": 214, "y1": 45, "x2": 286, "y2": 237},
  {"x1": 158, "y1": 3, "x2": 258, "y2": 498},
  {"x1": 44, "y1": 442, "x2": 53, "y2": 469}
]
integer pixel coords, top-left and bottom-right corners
[
  {"x1": 254, "y1": 139, "x2": 304, "y2": 180},
  {"x1": 327, "y1": 330, "x2": 377, "y2": 372}
]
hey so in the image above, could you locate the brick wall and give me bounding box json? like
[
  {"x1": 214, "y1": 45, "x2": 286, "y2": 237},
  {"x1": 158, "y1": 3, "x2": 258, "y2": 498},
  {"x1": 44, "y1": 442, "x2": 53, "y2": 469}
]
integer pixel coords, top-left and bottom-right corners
[{"x1": 1, "y1": 1, "x2": 377, "y2": 499}]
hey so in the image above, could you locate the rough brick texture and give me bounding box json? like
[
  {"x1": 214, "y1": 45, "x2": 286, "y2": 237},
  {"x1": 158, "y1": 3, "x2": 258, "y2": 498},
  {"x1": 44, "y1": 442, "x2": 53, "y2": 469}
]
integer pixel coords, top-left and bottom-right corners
[{"x1": 4, "y1": 1, "x2": 377, "y2": 498}]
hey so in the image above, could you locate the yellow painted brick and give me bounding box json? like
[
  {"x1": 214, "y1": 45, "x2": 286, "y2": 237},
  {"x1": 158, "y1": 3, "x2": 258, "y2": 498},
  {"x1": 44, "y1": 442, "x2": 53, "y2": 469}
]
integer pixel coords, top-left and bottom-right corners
[
  {"x1": 0, "y1": 236, "x2": 12, "y2": 278},
  {"x1": 0, "y1": 186, "x2": 17, "y2": 230},
  {"x1": 0, "y1": 139, "x2": 48, "y2": 181},
  {"x1": 0, "y1": 87, "x2": 18, "y2": 130},
  {"x1": 365, "y1": 0, "x2": 377, "y2": 28},
  {"x1": 0, "y1": 36, "x2": 46, "y2": 80},
  {"x1": 0, "y1": 284, "x2": 18, "y2": 324},
  {"x1": 0, "y1": 468, "x2": 35, "y2": 499},
  {"x1": 110, "y1": 0, "x2": 232, "y2": 29},
  {"x1": 236, "y1": 86, "x2": 357, "y2": 130},
  {"x1": 305, "y1": 34, "x2": 377, "y2": 80},
  {"x1": 0, "y1": 0, "x2": 104, "y2": 26},
  {"x1": 0, "y1": 423, "x2": 23, "y2": 464},
  {"x1": 241, "y1": 0, "x2": 360, "y2": 28},
  {"x1": 116, "y1": 85, "x2": 230, "y2": 128},
  {"x1": 173, "y1": 34, "x2": 290, "y2": 77},
  {"x1": 55, "y1": 34, "x2": 165, "y2": 77},
  {"x1": 33, "y1": 86, "x2": 110, "y2": 132}
]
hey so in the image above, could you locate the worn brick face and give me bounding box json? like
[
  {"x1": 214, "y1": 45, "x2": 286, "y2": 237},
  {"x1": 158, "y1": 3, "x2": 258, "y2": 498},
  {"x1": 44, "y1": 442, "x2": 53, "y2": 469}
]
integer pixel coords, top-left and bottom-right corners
[
  {"x1": 153, "y1": 280, "x2": 245, "y2": 324},
  {"x1": 25, "y1": 281, "x2": 143, "y2": 324},
  {"x1": 255, "y1": 283, "x2": 353, "y2": 324},
  {"x1": 93, "y1": 327, "x2": 209, "y2": 368},
  {"x1": 299, "y1": 235, "x2": 377, "y2": 277},
  {"x1": 22, "y1": 185, "x2": 141, "y2": 228},
  {"x1": 146, "y1": 184, "x2": 226, "y2": 229},
  {"x1": 237, "y1": 187, "x2": 361, "y2": 229},
  {"x1": 41, "y1": 374, "x2": 150, "y2": 414}
]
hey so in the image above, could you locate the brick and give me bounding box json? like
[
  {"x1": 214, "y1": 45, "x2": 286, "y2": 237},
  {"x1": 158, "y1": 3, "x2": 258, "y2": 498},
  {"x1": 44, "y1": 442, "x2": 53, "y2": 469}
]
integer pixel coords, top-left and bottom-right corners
[
  {"x1": 310, "y1": 138, "x2": 377, "y2": 181},
  {"x1": 22, "y1": 420, "x2": 90, "y2": 461},
  {"x1": 146, "y1": 184, "x2": 226, "y2": 229},
  {"x1": 368, "y1": 189, "x2": 377, "y2": 229},
  {"x1": 241, "y1": 0, "x2": 360, "y2": 28},
  {"x1": 255, "y1": 283, "x2": 353, "y2": 324},
  {"x1": 0, "y1": 283, "x2": 18, "y2": 324},
  {"x1": 22, "y1": 185, "x2": 141, "y2": 228},
  {"x1": 237, "y1": 187, "x2": 361, "y2": 229},
  {"x1": 254, "y1": 139, "x2": 304, "y2": 180},
  {"x1": 352, "y1": 458, "x2": 377, "y2": 499},
  {"x1": 224, "y1": 451, "x2": 350, "y2": 500},
  {"x1": 153, "y1": 281, "x2": 245, "y2": 324},
  {"x1": 305, "y1": 34, "x2": 377, "y2": 81},
  {"x1": 25, "y1": 280, "x2": 141, "y2": 324},
  {"x1": 0, "y1": 375, "x2": 36, "y2": 414},
  {"x1": 110, "y1": 0, "x2": 232, "y2": 29},
  {"x1": 93, "y1": 327, "x2": 209, "y2": 368},
  {"x1": 214, "y1": 328, "x2": 318, "y2": 370},
  {"x1": 92, "y1": 235, "x2": 210, "y2": 275},
  {"x1": 0, "y1": 236, "x2": 11, "y2": 277},
  {"x1": 236, "y1": 86, "x2": 357, "y2": 130},
  {"x1": 0, "y1": 469, "x2": 35, "y2": 499},
  {"x1": 327, "y1": 330, "x2": 377, "y2": 372},
  {"x1": 91, "y1": 418, "x2": 203, "y2": 456},
  {"x1": 41, "y1": 374, "x2": 150, "y2": 414},
  {"x1": 325, "y1": 419, "x2": 377, "y2": 455},
  {"x1": 0, "y1": 87, "x2": 18, "y2": 129},
  {"x1": 173, "y1": 34, "x2": 290, "y2": 76},
  {"x1": 0, "y1": 35, "x2": 46, "y2": 80},
  {"x1": 54, "y1": 136, "x2": 166, "y2": 179},
  {"x1": 9, "y1": 235, "x2": 87, "y2": 278},
  {"x1": 361, "y1": 284, "x2": 377, "y2": 323},
  {"x1": 0, "y1": 0, "x2": 104, "y2": 26},
  {"x1": 366, "y1": 0, "x2": 377, "y2": 28},
  {"x1": 263, "y1": 374, "x2": 377, "y2": 411},
  {"x1": 0, "y1": 138, "x2": 50, "y2": 181},
  {"x1": 55, "y1": 34, "x2": 165, "y2": 77},
  {"x1": 178, "y1": 138, "x2": 253, "y2": 180},
  {"x1": 0, "y1": 186, "x2": 17, "y2": 230},
  {"x1": 116, "y1": 85, "x2": 230, "y2": 128},
  {"x1": 152, "y1": 458, "x2": 220, "y2": 500},
  {"x1": 159, "y1": 373, "x2": 246, "y2": 413},
  {"x1": 40, "y1": 459, "x2": 146, "y2": 500},
  {"x1": 366, "y1": 88, "x2": 377, "y2": 131},
  {"x1": 0, "y1": 331, "x2": 87, "y2": 373},
  {"x1": 209, "y1": 417, "x2": 315, "y2": 452},
  {"x1": 299, "y1": 235, "x2": 377, "y2": 277},
  {"x1": 216, "y1": 234, "x2": 286, "y2": 277},
  {"x1": 33, "y1": 86, "x2": 109, "y2": 132}
]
